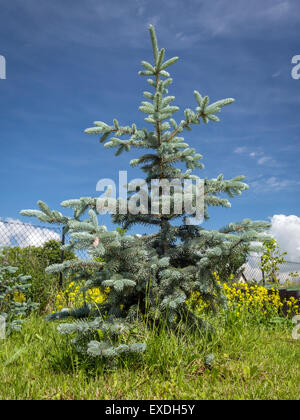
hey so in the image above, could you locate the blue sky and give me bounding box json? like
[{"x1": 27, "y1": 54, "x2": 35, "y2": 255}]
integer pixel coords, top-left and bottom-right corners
[{"x1": 0, "y1": 0, "x2": 300, "y2": 236}]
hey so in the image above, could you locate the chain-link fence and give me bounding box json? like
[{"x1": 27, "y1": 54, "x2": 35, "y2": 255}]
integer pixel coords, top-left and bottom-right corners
[
  {"x1": 0, "y1": 219, "x2": 87, "y2": 260},
  {"x1": 0, "y1": 219, "x2": 89, "y2": 290},
  {"x1": 0, "y1": 219, "x2": 62, "y2": 248},
  {"x1": 1, "y1": 219, "x2": 300, "y2": 285},
  {"x1": 241, "y1": 255, "x2": 300, "y2": 284}
]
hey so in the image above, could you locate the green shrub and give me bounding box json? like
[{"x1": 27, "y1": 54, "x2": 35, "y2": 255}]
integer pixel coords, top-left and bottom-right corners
[
  {"x1": 0, "y1": 250, "x2": 39, "y2": 335},
  {"x1": 0, "y1": 241, "x2": 75, "y2": 312}
]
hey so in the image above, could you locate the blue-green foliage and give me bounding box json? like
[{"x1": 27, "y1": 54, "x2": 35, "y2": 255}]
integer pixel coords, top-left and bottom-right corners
[
  {"x1": 21, "y1": 25, "x2": 271, "y2": 359},
  {"x1": 0, "y1": 250, "x2": 39, "y2": 335}
]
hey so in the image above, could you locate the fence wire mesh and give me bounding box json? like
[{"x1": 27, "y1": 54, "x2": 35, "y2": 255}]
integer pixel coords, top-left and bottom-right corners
[
  {"x1": 1, "y1": 220, "x2": 300, "y2": 285},
  {"x1": 0, "y1": 219, "x2": 62, "y2": 248},
  {"x1": 242, "y1": 255, "x2": 300, "y2": 284},
  {"x1": 0, "y1": 219, "x2": 87, "y2": 260}
]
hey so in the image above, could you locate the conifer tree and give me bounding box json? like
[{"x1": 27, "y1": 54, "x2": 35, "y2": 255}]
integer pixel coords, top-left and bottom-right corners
[{"x1": 21, "y1": 25, "x2": 271, "y2": 359}]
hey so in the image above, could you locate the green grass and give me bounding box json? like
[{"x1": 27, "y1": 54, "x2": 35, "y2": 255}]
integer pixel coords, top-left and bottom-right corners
[{"x1": 0, "y1": 312, "x2": 299, "y2": 400}]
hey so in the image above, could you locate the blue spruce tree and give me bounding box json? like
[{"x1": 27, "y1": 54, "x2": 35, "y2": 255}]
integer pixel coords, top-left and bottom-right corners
[
  {"x1": 21, "y1": 25, "x2": 270, "y2": 359},
  {"x1": 0, "y1": 249, "x2": 39, "y2": 335}
]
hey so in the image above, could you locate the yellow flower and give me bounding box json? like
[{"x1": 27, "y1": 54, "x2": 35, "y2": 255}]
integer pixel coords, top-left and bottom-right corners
[
  {"x1": 53, "y1": 281, "x2": 109, "y2": 311},
  {"x1": 13, "y1": 291, "x2": 26, "y2": 303}
]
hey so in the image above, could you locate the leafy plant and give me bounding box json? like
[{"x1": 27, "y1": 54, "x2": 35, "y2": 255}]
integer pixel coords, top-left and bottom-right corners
[{"x1": 258, "y1": 239, "x2": 287, "y2": 286}]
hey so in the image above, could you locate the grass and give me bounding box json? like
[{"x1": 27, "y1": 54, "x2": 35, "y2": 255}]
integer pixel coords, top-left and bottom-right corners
[{"x1": 0, "y1": 312, "x2": 299, "y2": 400}]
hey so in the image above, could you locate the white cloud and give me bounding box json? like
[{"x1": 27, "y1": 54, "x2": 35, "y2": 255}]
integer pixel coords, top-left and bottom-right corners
[
  {"x1": 5, "y1": 0, "x2": 300, "y2": 54},
  {"x1": 269, "y1": 214, "x2": 300, "y2": 261},
  {"x1": 260, "y1": 1, "x2": 291, "y2": 20},
  {"x1": 251, "y1": 176, "x2": 300, "y2": 192},
  {"x1": 234, "y1": 146, "x2": 248, "y2": 154},
  {"x1": 257, "y1": 156, "x2": 272, "y2": 165},
  {"x1": 272, "y1": 70, "x2": 281, "y2": 78},
  {"x1": 234, "y1": 146, "x2": 264, "y2": 158},
  {"x1": 242, "y1": 214, "x2": 300, "y2": 282},
  {"x1": 257, "y1": 156, "x2": 280, "y2": 166},
  {"x1": 0, "y1": 218, "x2": 60, "y2": 248},
  {"x1": 233, "y1": 147, "x2": 277, "y2": 166},
  {"x1": 173, "y1": 0, "x2": 298, "y2": 40}
]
